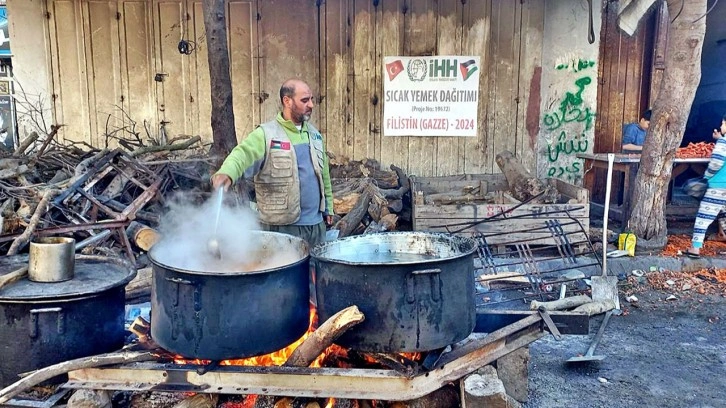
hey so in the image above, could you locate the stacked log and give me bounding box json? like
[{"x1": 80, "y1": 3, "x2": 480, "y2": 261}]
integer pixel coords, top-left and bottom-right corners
[{"x1": 329, "y1": 157, "x2": 410, "y2": 238}]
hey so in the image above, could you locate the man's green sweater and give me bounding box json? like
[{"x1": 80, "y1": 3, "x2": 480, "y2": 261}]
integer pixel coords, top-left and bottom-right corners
[{"x1": 216, "y1": 113, "x2": 334, "y2": 225}]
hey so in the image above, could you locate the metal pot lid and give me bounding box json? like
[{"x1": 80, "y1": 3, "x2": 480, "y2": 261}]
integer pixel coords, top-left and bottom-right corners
[{"x1": 0, "y1": 254, "x2": 137, "y2": 301}]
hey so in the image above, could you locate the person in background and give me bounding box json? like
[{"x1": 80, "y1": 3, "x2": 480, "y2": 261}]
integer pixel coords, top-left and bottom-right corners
[
  {"x1": 210, "y1": 78, "x2": 334, "y2": 248},
  {"x1": 685, "y1": 114, "x2": 726, "y2": 258},
  {"x1": 621, "y1": 109, "x2": 652, "y2": 153},
  {"x1": 707, "y1": 126, "x2": 726, "y2": 241}
]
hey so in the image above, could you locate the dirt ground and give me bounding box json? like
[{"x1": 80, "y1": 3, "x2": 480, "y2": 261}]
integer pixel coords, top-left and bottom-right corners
[{"x1": 525, "y1": 282, "x2": 725, "y2": 408}]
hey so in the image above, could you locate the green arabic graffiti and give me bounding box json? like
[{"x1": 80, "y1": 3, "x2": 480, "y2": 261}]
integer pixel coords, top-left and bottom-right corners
[
  {"x1": 543, "y1": 77, "x2": 596, "y2": 131},
  {"x1": 556, "y1": 58, "x2": 595, "y2": 73},
  {"x1": 547, "y1": 162, "x2": 582, "y2": 181},
  {"x1": 547, "y1": 131, "x2": 589, "y2": 162}
]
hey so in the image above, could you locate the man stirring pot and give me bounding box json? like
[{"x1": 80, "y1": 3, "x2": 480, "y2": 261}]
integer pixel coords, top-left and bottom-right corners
[{"x1": 211, "y1": 78, "x2": 334, "y2": 248}]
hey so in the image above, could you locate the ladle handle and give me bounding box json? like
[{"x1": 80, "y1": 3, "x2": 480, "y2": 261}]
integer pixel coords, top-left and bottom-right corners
[{"x1": 213, "y1": 187, "x2": 224, "y2": 236}]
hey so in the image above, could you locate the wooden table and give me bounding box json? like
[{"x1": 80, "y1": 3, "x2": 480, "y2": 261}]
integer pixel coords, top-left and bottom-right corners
[{"x1": 577, "y1": 153, "x2": 709, "y2": 224}]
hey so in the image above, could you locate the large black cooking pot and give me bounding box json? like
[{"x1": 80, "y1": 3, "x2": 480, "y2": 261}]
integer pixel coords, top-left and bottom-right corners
[
  {"x1": 311, "y1": 232, "x2": 477, "y2": 353},
  {"x1": 0, "y1": 255, "x2": 136, "y2": 387},
  {"x1": 149, "y1": 231, "x2": 310, "y2": 360}
]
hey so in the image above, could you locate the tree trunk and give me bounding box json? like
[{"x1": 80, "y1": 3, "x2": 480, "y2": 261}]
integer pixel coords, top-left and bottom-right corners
[
  {"x1": 203, "y1": 0, "x2": 238, "y2": 160},
  {"x1": 628, "y1": 0, "x2": 706, "y2": 247}
]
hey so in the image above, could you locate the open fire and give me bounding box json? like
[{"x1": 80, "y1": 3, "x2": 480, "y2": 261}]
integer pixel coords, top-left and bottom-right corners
[{"x1": 172, "y1": 304, "x2": 420, "y2": 408}]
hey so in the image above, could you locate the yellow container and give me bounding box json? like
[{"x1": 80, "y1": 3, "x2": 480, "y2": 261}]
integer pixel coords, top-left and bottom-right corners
[{"x1": 618, "y1": 232, "x2": 637, "y2": 257}]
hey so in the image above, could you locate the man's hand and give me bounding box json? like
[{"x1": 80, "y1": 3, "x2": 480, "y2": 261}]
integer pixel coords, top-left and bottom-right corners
[
  {"x1": 211, "y1": 174, "x2": 232, "y2": 191},
  {"x1": 325, "y1": 215, "x2": 333, "y2": 226}
]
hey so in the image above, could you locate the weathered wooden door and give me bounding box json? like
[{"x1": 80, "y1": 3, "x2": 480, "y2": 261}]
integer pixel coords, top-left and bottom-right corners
[
  {"x1": 47, "y1": 0, "x2": 94, "y2": 145},
  {"x1": 46, "y1": 0, "x2": 157, "y2": 147},
  {"x1": 152, "y1": 0, "x2": 195, "y2": 141},
  {"x1": 592, "y1": 1, "x2": 656, "y2": 200},
  {"x1": 46, "y1": 0, "x2": 259, "y2": 146}
]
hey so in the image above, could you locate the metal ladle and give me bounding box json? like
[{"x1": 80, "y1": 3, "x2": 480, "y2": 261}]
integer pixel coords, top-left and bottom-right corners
[{"x1": 207, "y1": 187, "x2": 224, "y2": 259}]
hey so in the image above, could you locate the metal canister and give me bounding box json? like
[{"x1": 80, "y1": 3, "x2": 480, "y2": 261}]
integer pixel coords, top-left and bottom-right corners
[{"x1": 28, "y1": 237, "x2": 76, "y2": 282}]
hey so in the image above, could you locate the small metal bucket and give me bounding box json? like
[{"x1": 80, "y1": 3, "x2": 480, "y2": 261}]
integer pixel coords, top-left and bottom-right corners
[{"x1": 28, "y1": 237, "x2": 76, "y2": 282}]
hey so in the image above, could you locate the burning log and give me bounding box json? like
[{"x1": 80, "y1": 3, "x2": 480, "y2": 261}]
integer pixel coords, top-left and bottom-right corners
[
  {"x1": 254, "y1": 306, "x2": 365, "y2": 408},
  {"x1": 0, "y1": 350, "x2": 156, "y2": 404},
  {"x1": 285, "y1": 305, "x2": 364, "y2": 367},
  {"x1": 171, "y1": 393, "x2": 218, "y2": 408},
  {"x1": 327, "y1": 399, "x2": 357, "y2": 408}
]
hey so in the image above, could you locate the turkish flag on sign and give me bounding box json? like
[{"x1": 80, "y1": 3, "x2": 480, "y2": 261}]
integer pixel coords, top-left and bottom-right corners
[{"x1": 386, "y1": 60, "x2": 404, "y2": 81}]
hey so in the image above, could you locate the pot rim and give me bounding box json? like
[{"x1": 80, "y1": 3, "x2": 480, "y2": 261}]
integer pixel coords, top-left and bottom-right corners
[
  {"x1": 148, "y1": 251, "x2": 310, "y2": 276},
  {"x1": 311, "y1": 231, "x2": 477, "y2": 266},
  {"x1": 148, "y1": 231, "x2": 310, "y2": 276}
]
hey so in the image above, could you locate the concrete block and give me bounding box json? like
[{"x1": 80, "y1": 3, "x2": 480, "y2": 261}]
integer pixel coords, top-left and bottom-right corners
[
  {"x1": 68, "y1": 390, "x2": 112, "y2": 408},
  {"x1": 461, "y1": 371, "x2": 521, "y2": 408},
  {"x1": 497, "y1": 346, "x2": 530, "y2": 403}
]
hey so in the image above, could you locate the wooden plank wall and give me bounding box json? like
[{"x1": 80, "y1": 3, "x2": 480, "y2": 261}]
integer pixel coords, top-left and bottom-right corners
[
  {"x1": 47, "y1": 0, "x2": 92, "y2": 146},
  {"x1": 46, "y1": 0, "x2": 259, "y2": 147},
  {"x1": 595, "y1": 1, "x2": 654, "y2": 155},
  {"x1": 319, "y1": 0, "x2": 544, "y2": 177},
  {"x1": 592, "y1": 1, "x2": 655, "y2": 199},
  {"x1": 118, "y1": 0, "x2": 158, "y2": 140},
  {"x1": 41, "y1": 0, "x2": 544, "y2": 177}
]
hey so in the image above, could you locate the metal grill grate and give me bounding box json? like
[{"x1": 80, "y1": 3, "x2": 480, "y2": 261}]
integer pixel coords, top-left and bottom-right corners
[{"x1": 468, "y1": 212, "x2": 601, "y2": 307}]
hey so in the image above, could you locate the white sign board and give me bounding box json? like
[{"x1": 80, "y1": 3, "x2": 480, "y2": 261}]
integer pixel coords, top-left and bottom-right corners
[{"x1": 383, "y1": 56, "x2": 480, "y2": 137}]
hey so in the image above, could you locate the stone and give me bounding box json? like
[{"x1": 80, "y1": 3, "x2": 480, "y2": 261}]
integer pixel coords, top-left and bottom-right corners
[
  {"x1": 68, "y1": 390, "x2": 112, "y2": 408},
  {"x1": 497, "y1": 347, "x2": 530, "y2": 403},
  {"x1": 462, "y1": 367, "x2": 521, "y2": 408}
]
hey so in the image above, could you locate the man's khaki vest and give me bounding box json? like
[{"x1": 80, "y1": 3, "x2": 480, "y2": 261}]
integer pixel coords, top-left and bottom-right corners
[{"x1": 255, "y1": 120, "x2": 326, "y2": 225}]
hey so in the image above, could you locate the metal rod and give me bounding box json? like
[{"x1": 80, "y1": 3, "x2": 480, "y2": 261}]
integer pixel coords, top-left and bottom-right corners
[
  {"x1": 440, "y1": 205, "x2": 585, "y2": 230},
  {"x1": 74, "y1": 230, "x2": 114, "y2": 250}
]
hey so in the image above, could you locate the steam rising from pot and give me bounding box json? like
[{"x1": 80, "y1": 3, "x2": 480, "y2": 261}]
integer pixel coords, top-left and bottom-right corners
[{"x1": 151, "y1": 192, "x2": 299, "y2": 273}]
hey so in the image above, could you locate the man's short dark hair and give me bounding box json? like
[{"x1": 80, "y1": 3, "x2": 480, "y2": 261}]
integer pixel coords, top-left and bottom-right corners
[
  {"x1": 643, "y1": 109, "x2": 652, "y2": 121},
  {"x1": 280, "y1": 83, "x2": 296, "y2": 104}
]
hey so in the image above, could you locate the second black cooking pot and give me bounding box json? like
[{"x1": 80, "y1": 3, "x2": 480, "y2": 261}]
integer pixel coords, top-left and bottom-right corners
[
  {"x1": 0, "y1": 255, "x2": 136, "y2": 387},
  {"x1": 311, "y1": 232, "x2": 477, "y2": 353}
]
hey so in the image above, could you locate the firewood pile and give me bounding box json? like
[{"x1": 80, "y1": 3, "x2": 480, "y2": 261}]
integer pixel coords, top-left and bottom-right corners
[
  {"x1": 329, "y1": 156, "x2": 411, "y2": 238},
  {"x1": 0, "y1": 131, "x2": 211, "y2": 261}
]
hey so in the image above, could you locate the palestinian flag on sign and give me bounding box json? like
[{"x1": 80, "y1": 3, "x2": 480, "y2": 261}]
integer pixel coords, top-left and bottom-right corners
[
  {"x1": 385, "y1": 60, "x2": 404, "y2": 81},
  {"x1": 459, "y1": 59, "x2": 478, "y2": 81}
]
